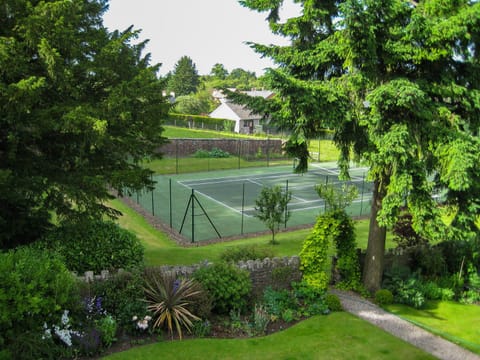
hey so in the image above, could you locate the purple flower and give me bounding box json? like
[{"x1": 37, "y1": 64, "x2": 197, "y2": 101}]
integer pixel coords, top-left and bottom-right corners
[{"x1": 173, "y1": 279, "x2": 181, "y2": 294}]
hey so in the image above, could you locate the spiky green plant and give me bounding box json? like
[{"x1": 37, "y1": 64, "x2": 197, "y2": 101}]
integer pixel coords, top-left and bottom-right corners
[{"x1": 144, "y1": 271, "x2": 202, "y2": 339}]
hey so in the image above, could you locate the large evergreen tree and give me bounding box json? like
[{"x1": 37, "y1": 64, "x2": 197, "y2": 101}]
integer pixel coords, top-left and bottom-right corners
[
  {"x1": 237, "y1": 0, "x2": 480, "y2": 291},
  {"x1": 0, "y1": 0, "x2": 169, "y2": 248},
  {"x1": 168, "y1": 55, "x2": 200, "y2": 96}
]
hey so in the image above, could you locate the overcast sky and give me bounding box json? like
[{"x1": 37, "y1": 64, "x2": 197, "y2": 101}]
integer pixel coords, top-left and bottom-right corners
[{"x1": 102, "y1": 0, "x2": 301, "y2": 76}]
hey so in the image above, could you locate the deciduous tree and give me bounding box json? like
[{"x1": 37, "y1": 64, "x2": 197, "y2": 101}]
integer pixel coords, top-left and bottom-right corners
[{"x1": 254, "y1": 185, "x2": 292, "y2": 244}]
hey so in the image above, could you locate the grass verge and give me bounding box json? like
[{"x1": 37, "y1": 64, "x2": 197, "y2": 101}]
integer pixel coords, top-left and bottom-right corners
[{"x1": 384, "y1": 301, "x2": 480, "y2": 355}]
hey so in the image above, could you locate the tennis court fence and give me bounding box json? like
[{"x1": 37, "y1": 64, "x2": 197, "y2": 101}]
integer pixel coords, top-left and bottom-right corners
[{"x1": 123, "y1": 165, "x2": 374, "y2": 243}]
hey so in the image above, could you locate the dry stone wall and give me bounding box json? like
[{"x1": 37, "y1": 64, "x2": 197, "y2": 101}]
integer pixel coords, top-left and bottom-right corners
[{"x1": 76, "y1": 256, "x2": 302, "y2": 298}]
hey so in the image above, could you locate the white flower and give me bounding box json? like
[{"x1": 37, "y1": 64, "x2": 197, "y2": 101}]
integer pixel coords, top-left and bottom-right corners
[
  {"x1": 144, "y1": 315, "x2": 152, "y2": 321},
  {"x1": 132, "y1": 315, "x2": 138, "y2": 321},
  {"x1": 137, "y1": 319, "x2": 149, "y2": 330}
]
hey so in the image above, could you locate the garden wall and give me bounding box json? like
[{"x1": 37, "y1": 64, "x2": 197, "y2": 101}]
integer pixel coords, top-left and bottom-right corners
[
  {"x1": 76, "y1": 256, "x2": 302, "y2": 299},
  {"x1": 158, "y1": 138, "x2": 283, "y2": 157}
]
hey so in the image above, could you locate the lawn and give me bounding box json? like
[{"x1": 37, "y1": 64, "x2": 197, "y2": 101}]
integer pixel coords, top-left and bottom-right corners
[
  {"x1": 385, "y1": 301, "x2": 480, "y2": 355},
  {"x1": 143, "y1": 126, "x2": 339, "y2": 175},
  {"x1": 162, "y1": 125, "x2": 263, "y2": 139},
  {"x1": 104, "y1": 313, "x2": 435, "y2": 360},
  {"x1": 110, "y1": 199, "x2": 393, "y2": 266}
]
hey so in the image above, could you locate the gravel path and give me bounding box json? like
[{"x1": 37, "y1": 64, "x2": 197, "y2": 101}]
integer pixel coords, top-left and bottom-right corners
[{"x1": 330, "y1": 289, "x2": 480, "y2": 360}]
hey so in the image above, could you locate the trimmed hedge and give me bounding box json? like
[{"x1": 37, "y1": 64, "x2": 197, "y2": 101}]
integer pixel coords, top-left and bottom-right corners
[{"x1": 164, "y1": 113, "x2": 235, "y2": 132}]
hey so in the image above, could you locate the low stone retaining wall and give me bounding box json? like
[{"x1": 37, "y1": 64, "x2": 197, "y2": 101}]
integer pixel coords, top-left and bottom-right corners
[{"x1": 76, "y1": 256, "x2": 302, "y2": 299}]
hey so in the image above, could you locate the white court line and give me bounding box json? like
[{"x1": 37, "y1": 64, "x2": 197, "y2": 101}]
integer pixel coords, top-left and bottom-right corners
[{"x1": 177, "y1": 181, "x2": 248, "y2": 217}]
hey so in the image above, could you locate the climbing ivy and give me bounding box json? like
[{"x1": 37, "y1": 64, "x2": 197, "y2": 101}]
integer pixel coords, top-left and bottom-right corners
[{"x1": 300, "y1": 213, "x2": 336, "y2": 292}]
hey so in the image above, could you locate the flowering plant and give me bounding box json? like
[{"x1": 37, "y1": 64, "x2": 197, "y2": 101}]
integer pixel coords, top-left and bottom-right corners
[
  {"x1": 132, "y1": 314, "x2": 152, "y2": 331},
  {"x1": 43, "y1": 310, "x2": 81, "y2": 347}
]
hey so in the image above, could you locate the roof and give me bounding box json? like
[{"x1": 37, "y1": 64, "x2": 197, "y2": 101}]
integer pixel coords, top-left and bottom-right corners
[{"x1": 224, "y1": 102, "x2": 263, "y2": 120}]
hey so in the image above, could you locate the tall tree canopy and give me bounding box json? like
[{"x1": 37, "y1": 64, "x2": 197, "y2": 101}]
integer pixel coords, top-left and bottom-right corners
[
  {"x1": 168, "y1": 55, "x2": 200, "y2": 96},
  {"x1": 237, "y1": 0, "x2": 480, "y2": 291},
  {"x1": 0, "y1": 0, "x2": 169, "y2": 249}
]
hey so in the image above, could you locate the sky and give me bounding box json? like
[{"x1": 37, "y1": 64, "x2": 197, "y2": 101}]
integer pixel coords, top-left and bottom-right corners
[{"x1": 102, "y1": 0, "x2": 301, "y2": 76}]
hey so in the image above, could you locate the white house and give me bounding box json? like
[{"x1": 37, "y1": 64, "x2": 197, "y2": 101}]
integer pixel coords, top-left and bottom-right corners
[{"x1": 209, "y1": 90, "x2": 274, "y2": 134}]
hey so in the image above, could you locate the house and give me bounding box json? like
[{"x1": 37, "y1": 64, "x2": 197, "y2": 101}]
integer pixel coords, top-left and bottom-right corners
[{"x1": 209, "y1": 90, "x2": 274, "y2": 134}]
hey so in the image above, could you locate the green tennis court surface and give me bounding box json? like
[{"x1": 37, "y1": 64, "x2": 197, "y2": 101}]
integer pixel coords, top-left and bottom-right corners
[{"x1": 128, "y1": 163, "x2": 373, "y2": 242}]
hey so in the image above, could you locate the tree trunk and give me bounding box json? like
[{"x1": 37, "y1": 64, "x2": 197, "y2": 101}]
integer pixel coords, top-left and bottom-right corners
[{"x1": 362, "y1": 178, "x2": 387, "y2": 293}]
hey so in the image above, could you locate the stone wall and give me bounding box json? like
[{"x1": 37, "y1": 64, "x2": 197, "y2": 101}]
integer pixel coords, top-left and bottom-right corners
[
  {"x1": 76, "y1": 256, "x2": 302, "y2": 299},
  {"x1": 158, "y1": 138, "x2": 283, "y2": 157}
]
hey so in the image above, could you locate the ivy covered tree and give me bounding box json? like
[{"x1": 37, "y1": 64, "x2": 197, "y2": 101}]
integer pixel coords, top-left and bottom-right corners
[
  {"x1": 237, "y1": 0, "x2": 480, "y2": 292},
  {"x1": 0, "y1": 0, "x2": 169, "y2": 248},
  {"x1": 168, "y1": 55, "x2": 200, "y2": 96}
]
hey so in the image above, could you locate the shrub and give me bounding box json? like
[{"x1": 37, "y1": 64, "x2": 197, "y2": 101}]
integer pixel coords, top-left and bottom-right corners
[
  {"x1": 413, "y1": 245, "x2": 446, "y2": 277},
  {"x1": 262, "y1": 287, "x2": 297, "y2": 318},
  {"x1": 86, "y1": 270, "x2": 147, "y2": 332},
  {"x1": 374, "y1": 289, "x2": 394, "y2": 306},
  {"x1": 209, "y1": 147, "x2": 230, "y2": 158},
  {"x1": 191, "y1": 320, "x2": 212, "y2": 338},
  {"x1": 220, "y1": 245, "x2": 275, "y2": 263},
  {"x1": 392, "y1": 212, "x2": 429, "y2": 249},
  {"x1": 251, "y1": 304, "x2": 270, "y2": 335},
  {"x1": 144, "y1": 271, "x2": 202, "y2": 339},
  {"x1": 193, "y1": 148, "x2": 230, "y2": 158},
  {"x1": 193, "y1": 149, "x2": 210, "y2": 158},
  {"x1": 293, "y1": 281, "x2": 329, "y2": 316},
  {"x1": 96, "y1": 315, "x2": 117, "y2": 348},
  {"x1": 0, "y1": 247, "x2": 79, "y2": 359},
  {"x1": 419, "y1": 281, "x2": 443, "y2": 301},
  {"x1": 193, "y1": 262, "x2": 252, "y2": 315},
  {"x1": 40, "y1": 220, "x2": 144, "y2": 273},
  {"x1": 325, "y1": 293, "x2": 343, "y2": 311}
]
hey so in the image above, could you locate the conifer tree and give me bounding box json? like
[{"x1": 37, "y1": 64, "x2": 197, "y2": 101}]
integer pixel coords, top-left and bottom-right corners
[{"x1": 237, "y1": 0, "x2": 480, "y2": 291}]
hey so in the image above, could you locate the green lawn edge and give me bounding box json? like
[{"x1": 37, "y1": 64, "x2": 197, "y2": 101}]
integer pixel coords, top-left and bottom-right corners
[{"x1": 103, "y1": 313, "x2": 435, "y2": 360}]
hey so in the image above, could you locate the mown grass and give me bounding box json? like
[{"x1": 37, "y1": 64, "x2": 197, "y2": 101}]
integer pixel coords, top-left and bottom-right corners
[
  {"x1": 104, "y1": 313, "x2": 435, "y2": 360},
  {"x1": 144, "y1": 157, "x2": 292, "y2": 175},
  {"x1": 110, "y1": 199, "x2": 393, "y2": 266},
  {"x1": 144, "y1": 126, "x2": 340, "y2": 175},
  {"x1": 384, "y1": 301, "x2": 480, "y2": 355},
  {"x1": 162, "y1": 125, "x2": 263, "y2": 139}
]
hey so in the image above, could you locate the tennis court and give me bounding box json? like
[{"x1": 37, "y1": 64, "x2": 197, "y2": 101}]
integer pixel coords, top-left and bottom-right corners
[{"x1": 128, "y1": 162, "x2": 373, "y2": 242}]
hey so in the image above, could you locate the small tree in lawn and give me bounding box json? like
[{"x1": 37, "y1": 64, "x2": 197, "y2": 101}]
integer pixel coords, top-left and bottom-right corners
[{"x1": 254, "y1": 185, "x2": 291, "y2": 245}]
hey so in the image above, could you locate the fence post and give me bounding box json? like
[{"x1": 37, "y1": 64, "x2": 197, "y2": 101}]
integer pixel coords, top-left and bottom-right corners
[
  {"x1": 237, "y1": 139, "x2": 241, "y2": 169},
  {"x1": 175, "y1": 140, "x2": 179, "y2": 174},
  {"x1": 266, "y1": 137, "x2": 270, "y2": 167},
  {"x1": 241, "y1": 182, "x2": 245, "y2": 235},
  {"x1": 169, "y1": 179, "x2": 173, "y2": 228},
  {"x1": 191, "y1": 189, "x2": 195, "y2": 243},
  {"x1": 151, "y1": 189, "x2": 155, "y2": 216},
  {"x1": 360, "y1": 173, "x2": 365, "y2": 216},
  {"x1": 284, "y1": 179, "x2": 289, "y2": 228}
]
